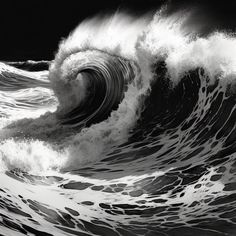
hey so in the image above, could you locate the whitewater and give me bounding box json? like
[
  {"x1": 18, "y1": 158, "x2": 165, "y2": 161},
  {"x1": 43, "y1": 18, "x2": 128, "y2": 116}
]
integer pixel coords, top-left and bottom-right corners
[{"x1": 0, "y1": 8, "x2": 236, "y2": 236}]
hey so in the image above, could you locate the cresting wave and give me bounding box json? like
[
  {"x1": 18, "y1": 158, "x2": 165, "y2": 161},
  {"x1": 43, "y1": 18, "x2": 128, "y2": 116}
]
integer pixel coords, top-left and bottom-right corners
[
  {"x1": 0, "y1": 8, "x2": 236, "y2": 236},
  {"x1": 50, "y1": 50, "x2": 137, "y2": 127}
]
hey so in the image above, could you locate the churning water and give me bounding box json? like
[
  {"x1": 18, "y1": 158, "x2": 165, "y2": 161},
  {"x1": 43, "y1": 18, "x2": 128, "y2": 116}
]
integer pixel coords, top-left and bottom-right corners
[{"x1": 1, "y1": 9, "x2": 236, "y2": 236}]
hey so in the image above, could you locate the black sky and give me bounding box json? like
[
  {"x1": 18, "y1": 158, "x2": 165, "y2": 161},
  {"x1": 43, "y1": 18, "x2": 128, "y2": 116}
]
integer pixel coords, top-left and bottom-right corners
[{"x1": 1, "y1": 0, "x2": 236, "y2": 61}]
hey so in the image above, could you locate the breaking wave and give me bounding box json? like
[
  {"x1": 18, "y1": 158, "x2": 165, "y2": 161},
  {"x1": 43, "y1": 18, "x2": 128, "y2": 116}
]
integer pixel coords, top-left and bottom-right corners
[{"x1": 1, "y1": 9, "x2": 236, "y2": 236}]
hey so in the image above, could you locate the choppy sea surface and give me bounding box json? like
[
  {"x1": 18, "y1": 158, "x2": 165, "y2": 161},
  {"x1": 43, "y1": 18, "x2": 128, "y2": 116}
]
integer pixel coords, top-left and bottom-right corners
[{"x1": 1, "y1": 9, "x2": 236, "y2": 236}]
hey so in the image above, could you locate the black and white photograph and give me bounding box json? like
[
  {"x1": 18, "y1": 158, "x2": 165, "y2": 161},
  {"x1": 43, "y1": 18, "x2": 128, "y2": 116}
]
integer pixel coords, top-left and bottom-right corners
[{"x1": 0, "y1": 0, "x2": 236, "y2": 235}]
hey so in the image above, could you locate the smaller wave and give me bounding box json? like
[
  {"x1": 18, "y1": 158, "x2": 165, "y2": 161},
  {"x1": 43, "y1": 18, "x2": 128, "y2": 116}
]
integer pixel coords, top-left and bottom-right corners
[
  {"x1": 5, "y1": 60, "x2": 50, "y2": 71},
  {"x1": 0, "y1": 62, "x2": 50, "y2": 91}
]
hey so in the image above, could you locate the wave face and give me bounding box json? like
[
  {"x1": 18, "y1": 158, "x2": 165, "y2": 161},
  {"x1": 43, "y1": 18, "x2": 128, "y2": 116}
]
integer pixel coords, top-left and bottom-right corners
[
  {"x1": 50, "y1": 50, "x2": 137, "y2": 127},
  {"x1": 1, "y1": 10, "x2": 236, "y2": 236}
]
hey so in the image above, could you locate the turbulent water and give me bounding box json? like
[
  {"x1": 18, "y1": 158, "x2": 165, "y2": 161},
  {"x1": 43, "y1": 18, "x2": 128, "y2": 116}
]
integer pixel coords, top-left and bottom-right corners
[{"x1": 1, "y1": 9, "x2": 236, "y2": 236}]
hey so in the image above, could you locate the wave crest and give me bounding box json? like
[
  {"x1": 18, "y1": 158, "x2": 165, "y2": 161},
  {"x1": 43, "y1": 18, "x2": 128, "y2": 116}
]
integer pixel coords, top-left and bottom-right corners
[{"x1": 50, "y1": 50, "x2": 137, "y2": 127}]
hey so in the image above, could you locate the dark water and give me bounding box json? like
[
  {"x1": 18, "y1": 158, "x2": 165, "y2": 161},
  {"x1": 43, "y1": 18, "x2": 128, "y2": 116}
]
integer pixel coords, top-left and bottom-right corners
[{"x1": 0, "y1": 10, "x2": 236, "y2": 236}]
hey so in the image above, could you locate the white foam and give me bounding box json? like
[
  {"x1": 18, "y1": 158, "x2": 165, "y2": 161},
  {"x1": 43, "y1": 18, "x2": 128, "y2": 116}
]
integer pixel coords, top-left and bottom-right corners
[
  {"x1": 2, "y1": 10, "x2": 236, "y2": 172},
  {"x1": 166, "y1": 33, "x2": 236, "y2": 83},
  {"x1": 0, "y1": 139, "x2": 65, "y2": 173}
]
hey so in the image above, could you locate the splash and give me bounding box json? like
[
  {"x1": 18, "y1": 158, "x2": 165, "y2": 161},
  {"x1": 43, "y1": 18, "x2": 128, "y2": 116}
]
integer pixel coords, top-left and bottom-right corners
[
  {"x1": 1, "y1": 7, "x2": 236, "y2": 236},
  {"x1": 1, "y1": 9, "x2": 236, "y2": 172}
]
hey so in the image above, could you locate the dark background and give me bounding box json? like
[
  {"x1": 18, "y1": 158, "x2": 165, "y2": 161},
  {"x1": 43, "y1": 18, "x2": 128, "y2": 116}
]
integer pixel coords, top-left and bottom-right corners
[{"x1": 1, "y1": 0, "x2": 236, "y2": 61}]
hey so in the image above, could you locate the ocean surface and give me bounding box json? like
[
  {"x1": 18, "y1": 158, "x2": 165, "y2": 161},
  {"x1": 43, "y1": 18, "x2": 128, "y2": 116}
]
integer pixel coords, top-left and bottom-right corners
[{"x1": 1, "y1": 9, "x2": 236, "y2": 236}]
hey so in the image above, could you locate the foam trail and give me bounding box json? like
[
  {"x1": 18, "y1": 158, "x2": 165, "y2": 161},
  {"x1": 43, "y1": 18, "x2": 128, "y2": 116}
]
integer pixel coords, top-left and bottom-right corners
[{"x1": 140, "y1": 11, "x2": 236, "y2": 84}]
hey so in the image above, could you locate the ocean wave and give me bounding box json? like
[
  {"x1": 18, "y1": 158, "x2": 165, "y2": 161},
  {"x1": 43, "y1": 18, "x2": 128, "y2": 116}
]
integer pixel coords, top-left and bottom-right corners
[{"x1": 0, "y1": 9, "x2": 236, "y2": 236}]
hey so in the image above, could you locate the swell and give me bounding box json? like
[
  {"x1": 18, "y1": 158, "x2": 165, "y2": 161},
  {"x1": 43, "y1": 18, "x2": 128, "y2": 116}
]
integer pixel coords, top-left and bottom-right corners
[
  {"x1": 0, "y1": 62, "x2": 50, "y2": 91},
  {"x1": 88, "y1": 65, "x2": 233, "y2": 170},
  {"x1": 6, "y1": 60, "x2": 50, "y2": 71}
]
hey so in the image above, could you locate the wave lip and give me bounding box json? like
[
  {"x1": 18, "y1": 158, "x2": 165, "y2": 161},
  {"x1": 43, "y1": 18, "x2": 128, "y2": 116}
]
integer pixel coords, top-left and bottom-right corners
[{"x1": 50, "y1": 50, "x2": 137, "y2": 127}]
